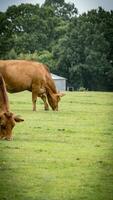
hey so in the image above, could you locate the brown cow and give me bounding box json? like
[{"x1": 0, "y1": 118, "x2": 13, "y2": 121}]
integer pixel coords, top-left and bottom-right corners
[
  {"x1": 0, "y1": 74, "x2": 24, "y2": 140},
  {"x1": 0, "y1": 60, "x2": 64, "y2": 111}
]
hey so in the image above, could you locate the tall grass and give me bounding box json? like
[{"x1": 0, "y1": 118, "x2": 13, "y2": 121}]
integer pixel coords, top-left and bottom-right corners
[{"x1": 0, "y1": 91, "x2": 113, "y2": 200}]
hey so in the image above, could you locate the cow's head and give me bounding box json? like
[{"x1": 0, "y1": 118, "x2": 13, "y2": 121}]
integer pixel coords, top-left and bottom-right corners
[
  {"x1": 47, "y1": 92, "x2": 65, "y2": 111},
  {"x1": 0, "y1": 111, "x2": 24, "y2": 140}
]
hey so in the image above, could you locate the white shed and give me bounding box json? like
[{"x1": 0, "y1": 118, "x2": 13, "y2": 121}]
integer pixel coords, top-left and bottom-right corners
[{"x1": 51, "y1": 73, "x2": 66, "y2": 91}]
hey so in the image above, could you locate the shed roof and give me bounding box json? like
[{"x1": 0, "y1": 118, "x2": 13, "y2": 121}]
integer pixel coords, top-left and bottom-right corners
[{"x1": 51, "y1": 73, "x2": 66, "y2": 80}]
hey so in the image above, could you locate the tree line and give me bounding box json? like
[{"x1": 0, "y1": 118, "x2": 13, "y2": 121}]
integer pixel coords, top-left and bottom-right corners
[{"x1": 0, "y1": 0, "x2": 113, "y2": 91}]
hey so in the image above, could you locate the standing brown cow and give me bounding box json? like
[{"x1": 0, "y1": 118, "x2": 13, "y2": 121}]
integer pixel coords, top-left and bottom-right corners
[
  {"x1": 0, "y1": 60, "x2": 64, "y2": 111},
  {"x1": 0, "y1": 74, "x2": 24, "y2": 140}
]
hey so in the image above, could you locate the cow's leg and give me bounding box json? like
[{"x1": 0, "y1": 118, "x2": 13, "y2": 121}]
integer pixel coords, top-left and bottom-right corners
[
  {"x1": 0, "y1": 134, "x2": 3, "y2": 139},
  {"x1": 32, "y1": 85, "x2": 47, "y2": 111},
  {"x1": 41, "y1": 94, "x2": 49, "y2": 110},
  {"x1": 32, "y1": 91, "x2": 37, "y2": 111}
]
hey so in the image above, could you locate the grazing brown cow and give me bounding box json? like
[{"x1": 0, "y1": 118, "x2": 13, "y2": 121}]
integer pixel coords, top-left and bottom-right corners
[
  {"x1": 0, "y1": 74, "x2": 24, "y2": 140},
  {"x1": 0, "y1": 60, "x2": 64, "y2": 111}
]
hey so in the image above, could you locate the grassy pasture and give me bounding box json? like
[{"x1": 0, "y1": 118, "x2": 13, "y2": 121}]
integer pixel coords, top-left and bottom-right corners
[{"x1": 0, "y1": 91, "x2": 113, "y2": 200}]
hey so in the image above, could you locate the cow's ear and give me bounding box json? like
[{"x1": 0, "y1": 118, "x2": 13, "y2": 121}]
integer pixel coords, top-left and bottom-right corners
[
  {"x1": 14, "y1": 115, "x2": 24, "y2": 123},
  {"x1": 56, "y1": 92, "x2": 65, "y2": 97}
]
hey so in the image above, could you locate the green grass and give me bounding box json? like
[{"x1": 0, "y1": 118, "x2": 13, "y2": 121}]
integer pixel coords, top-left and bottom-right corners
[{"x1": 0, "y1": 91, "x2": 113, "y2": 200}]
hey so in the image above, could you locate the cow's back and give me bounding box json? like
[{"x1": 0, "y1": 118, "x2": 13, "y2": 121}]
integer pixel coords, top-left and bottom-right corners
[{"x1": 0, "y1": 60, "x2": 47, "y2": 93}]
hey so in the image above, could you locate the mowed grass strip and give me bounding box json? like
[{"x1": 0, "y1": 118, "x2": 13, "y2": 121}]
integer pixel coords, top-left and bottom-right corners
[{"x1": 0, "y1": 91, "x2": 113, "y2": 200}]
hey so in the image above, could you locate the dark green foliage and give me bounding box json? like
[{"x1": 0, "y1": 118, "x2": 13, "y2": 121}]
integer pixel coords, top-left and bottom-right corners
[
  {"x1": 53, "y1": 7, "x2": 113, "y2": 91},
  {"x1": 0, "y1": 1, "x2": 113, "y2": 91}
]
